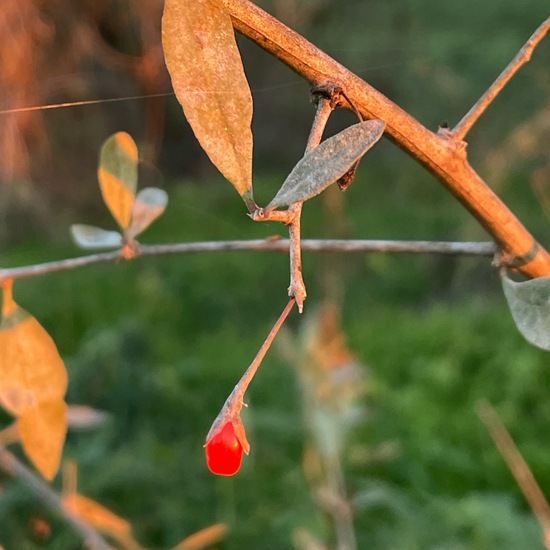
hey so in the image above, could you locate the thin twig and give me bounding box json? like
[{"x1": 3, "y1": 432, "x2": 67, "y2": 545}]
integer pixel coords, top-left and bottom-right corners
[
  {"x1": 452, "y1": 16, "x2": 550, "y2": 141},
  {"x1": 0, "y1": 446, "x2": 113, "y2": 550},
  {"x1": 0, "y1": 240, "x2": 496, "y2": 282},
  {"x1": 223, "y1": 0, "x2": 550, "y2": 277},
  {"x1": 288, "y1": 96, "x2": 335, "y2": 312},
  {"x1": 306, "y1": 97, "x2": 333, "y2": 151},
  {"x1": 318, "y1": 458, "x2": 357, "y2": 550},
  {"x1": 287, "y1": 203, "x2": 307, "y2": 312},
  {"x1": 477, "y1": 399, "x2": 550, "y2": 548}
]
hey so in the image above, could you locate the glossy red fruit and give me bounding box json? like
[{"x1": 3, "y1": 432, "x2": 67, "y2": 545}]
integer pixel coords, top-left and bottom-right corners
[{"x1": 205, "y1": 421, "x2": 244, "y2": 476}]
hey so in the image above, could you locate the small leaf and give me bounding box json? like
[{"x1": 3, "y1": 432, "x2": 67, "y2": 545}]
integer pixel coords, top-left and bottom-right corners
[
  {"x1": 162, "y1": 0, "x2": 254, "y2": 209},
  {"x1": 67, "y1": 405, "x2": 110, "y2": 430},
  {"x1": 501, "y1": 270, "x2": 550, "y2": 350},
  {"x1": 0, "y1": 286, "x2": 68, "y2": 416},
  {"x1": 62, "y1": 494, "x2": 132, "y2": 537},
  {"x1": 70, "y1": 224, "x2": 123, "y2": 249},
  {"x1": 98, "y1": 132, "x2": 138, "y2": 229},
  {"x1": 267, "y1": 120, "x2": 386, "y2": 209},
  {"x1": 18, "y1": 400, "x2": 67, "y2": 480},
  {"x1": 126, "y1": 187, "x2": 169, "y2": 239}
]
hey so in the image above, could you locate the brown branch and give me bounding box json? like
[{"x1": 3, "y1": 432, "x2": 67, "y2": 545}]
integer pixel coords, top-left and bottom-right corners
[
  {"x1": 453, "y1": 16, "x2": 550, "y2": 140},
  {"x1": 223, "y1": 0, "x2": 550, "y2": 278},
  {"x1": 287, "y1": 95, "x2": 334, "y2": 312},
  {"x1": 0, "y1": 446, "x2": 113, "y2": 550},
  {"x1": 287, "y1": 202, "x2": 307, "y2": 312},
  {"x1": 0, "y1": 239, "x2": 496, "y2": 282}
]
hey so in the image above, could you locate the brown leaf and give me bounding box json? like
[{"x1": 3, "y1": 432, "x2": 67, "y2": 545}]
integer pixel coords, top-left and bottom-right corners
[
  {"x1": 162, "y1": 0, "x2": 255, "y2": 209},
  {"x1": 63, "y1": 493, "x2": 132, "y2": 538},
  {"x1": 0, "y1": 284, "x2": 68, "y2": 416},
  {"x1": 18, "y1": 400, "x2": 68, "y2": 480}
]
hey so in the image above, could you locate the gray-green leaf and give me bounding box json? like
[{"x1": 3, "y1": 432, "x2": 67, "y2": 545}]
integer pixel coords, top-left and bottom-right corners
[
  {"x1": 70, "y1": 224, "x2": 123, "y2": 249},
  {"x1": 267, "y1": 119, "x2": 385, "y2": 209},
  {"x1": 501, "y1": 270, "x2": 550, "y2": 350}
]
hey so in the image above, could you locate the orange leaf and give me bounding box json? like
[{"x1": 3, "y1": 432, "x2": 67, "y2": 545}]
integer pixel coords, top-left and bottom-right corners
[
  {"x1": 162, "y1": 0, "x2": 255, "y2": 209},
  {"x1": 98, "y1": 132, "x2": 138, "y2": 230},
  {"x1": 0, "y1": 295, "x2": 67, "y2": 416},
  {"x1": 63, "y1": 494, "x2": 132, "y2": 538},
  {"x1": 18, "y1": 400, "x2": 67, "y2": 480},
  {"x1": 172, "y1": 523, "x2": 229, "y2": 550}
]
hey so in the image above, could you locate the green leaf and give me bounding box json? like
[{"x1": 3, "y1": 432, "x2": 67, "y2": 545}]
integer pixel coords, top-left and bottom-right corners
[
  {"x1": 126, "y1": 187, "x2": 169, "y2": 239},
  {"x1": 70, "y1": 224, "x2": 123, "y2": 249},
  {"x1": 267, "y1": 120, "x2": 385, "y2": 209},
  {"x1": 162, "y1": 0, "x2": 255, "y2": 209},
  {"x1": 98, "y1": 132, "x2": 138, "y2": 229},
  {"x1": 501, "y1": 270, "x2": 550, "y2": 350}
]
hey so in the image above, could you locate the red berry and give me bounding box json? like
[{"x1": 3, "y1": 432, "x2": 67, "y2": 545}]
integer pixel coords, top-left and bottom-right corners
[{"x1": 205, "y1": 421, "x2": 244, "y2": 476}]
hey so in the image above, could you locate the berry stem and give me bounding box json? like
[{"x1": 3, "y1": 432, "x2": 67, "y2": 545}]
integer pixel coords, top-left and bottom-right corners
[
  {"x1": 206, "y1": 298, "x2": 296, "y2": 448},
  {"x1": 237, "y1": 297, "x2": 295, "y2": 397}
]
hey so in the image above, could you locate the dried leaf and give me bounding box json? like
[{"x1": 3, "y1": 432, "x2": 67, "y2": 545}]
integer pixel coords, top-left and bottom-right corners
[
  {"x1": 126, "y1": 187, "x2": 169, "y2": 239},
  {"x1": 267, "y1": 120, "x2": 385, "y2": 209},
  {"x1": 501, "y1": 270, "x2": 550, "y2": 350},
  {"x1": 98, "y1": 132, "x2": 138, "y2": 230},
  {"x1": 162, "y1": 0, "x2": 255, "y2": 209},
  {"x1": 63, "y1": 494, "x2": 132, "y2": 537},
  {"x1": 171, "y1": 523, "x2": 229, "y2": 550},
  {"x1": 70, "y1": 224, "x2": 123, "y2": 249},
  {"x1": 0, "y1": 285, "x2": 68, "y2": 416},
  {"x1": 18, "y1": 400, "x2": 67, "y2": 480}
]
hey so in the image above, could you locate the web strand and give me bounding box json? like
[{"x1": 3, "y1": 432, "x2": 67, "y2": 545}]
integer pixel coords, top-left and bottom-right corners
[{"x1": 0, "y1": 92, "x2": 175, "y2": 115}]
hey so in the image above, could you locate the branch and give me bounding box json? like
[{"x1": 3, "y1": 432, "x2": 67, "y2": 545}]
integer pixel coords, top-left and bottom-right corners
[
  {"x1": 0, "y1": 446, "x2": 113, "y2": 550},
  {"x1": 453, "y1": 16, "x2": 550, "y2": 140},
  {"x1": 0, "y1": 239, "x2": 496, "y2": 282},
  {"x1": 288, "y1": 94, "x2": 334, "y2": 312},
  {"x1": 223, "y1": 0, "x2": 550, "y2": 278}
]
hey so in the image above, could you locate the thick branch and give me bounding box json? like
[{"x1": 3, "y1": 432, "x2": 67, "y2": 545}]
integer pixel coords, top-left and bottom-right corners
[
  {"x1": 223, "y1": 0, "x2": 550, "y2": 278},
  {"x1": 0, "y1": 240, "x2": 495, "y2": 282}
]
